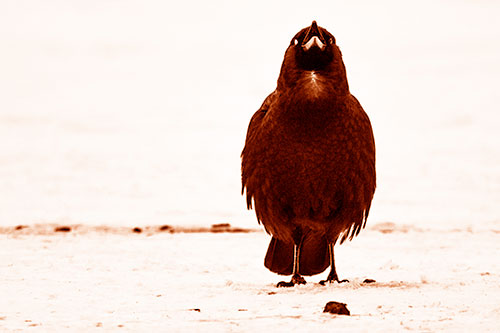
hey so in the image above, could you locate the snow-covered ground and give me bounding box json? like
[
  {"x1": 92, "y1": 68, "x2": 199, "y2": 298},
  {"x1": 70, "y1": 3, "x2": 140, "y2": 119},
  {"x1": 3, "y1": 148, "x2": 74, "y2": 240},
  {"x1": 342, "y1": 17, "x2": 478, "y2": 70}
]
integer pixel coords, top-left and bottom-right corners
[
  {"x1": 0, "y1": 0, "x2": 499, "y2": 330},
  {"x1": 1, "y1": 225, "x2": 499, "y2": 331}
]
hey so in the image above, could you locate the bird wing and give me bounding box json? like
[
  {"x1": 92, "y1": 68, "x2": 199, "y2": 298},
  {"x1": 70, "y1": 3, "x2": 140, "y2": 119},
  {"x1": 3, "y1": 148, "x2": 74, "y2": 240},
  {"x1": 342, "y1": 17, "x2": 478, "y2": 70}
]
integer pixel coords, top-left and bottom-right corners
[{"x1": 241, "y1": 90, "x2": 278, "y2": 208}]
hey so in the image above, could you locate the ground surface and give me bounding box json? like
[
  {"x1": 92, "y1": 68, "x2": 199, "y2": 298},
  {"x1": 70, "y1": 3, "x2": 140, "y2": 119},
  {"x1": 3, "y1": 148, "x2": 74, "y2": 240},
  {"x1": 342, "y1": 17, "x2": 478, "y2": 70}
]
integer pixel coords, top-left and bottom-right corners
[
  {"x1": 1, "y1": 1, "x2": 499, "y2": 331},
  {"x1": 1, "y1": 224, "x2": 498, "y2": 332}
]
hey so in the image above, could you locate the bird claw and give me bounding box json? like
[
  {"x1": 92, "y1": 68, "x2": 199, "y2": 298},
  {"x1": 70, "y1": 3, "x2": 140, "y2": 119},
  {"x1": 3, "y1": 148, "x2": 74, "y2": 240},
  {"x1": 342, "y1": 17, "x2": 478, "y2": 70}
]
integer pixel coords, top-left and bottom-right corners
[
  {"x1": 319, "y1": 278, "x2": 349, "y2": 286},
  {"x1": 277, "y1": 281, "x2": 295, "y2": 288},
  {"x1": 277, "y1": 274, "x2": 307, "y2": 287}
]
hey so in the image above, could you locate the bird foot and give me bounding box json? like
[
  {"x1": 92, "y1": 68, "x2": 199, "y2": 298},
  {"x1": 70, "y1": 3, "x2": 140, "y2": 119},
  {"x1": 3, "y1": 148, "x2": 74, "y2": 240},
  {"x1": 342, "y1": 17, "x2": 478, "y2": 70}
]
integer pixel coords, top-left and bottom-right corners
[
  {"x1": 319, "y1": 273, "x2": 349, "y2": 286},
  {"x1": 277, "y1": 274, "x2": 307, "y2": 288},
  {"x1": 319, "y1": 278, "x2": 349, "y2": 286}
]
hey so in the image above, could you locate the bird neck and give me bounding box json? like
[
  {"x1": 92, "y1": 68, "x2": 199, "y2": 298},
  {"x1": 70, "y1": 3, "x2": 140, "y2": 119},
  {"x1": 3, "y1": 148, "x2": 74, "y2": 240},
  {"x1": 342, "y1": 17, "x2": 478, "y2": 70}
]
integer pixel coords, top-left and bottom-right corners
[{"x1": 278, "y1": 69, "x2": 350, "y2": 102}]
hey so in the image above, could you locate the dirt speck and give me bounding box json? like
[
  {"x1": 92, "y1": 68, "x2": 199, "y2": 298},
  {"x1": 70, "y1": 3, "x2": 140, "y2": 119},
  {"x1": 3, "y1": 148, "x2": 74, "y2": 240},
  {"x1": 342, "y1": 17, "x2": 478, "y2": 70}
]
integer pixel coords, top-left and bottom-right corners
[
  {"x1": 159, "y1": 225, "x2": 173, "y2": 232},
  {"x1": 132, "y1": 227, "x2": 142, "y2": 233},
  {"x1": 323, "y1": 301, "x2": 350, "y2": 315},
  {"x1": 55, "y1": 226, "x2": 71, "y2": 232},
  {"x1": 363, "y1": 278, "x2": 376, "y2": 283},
  {"x1": 189, "y1": 308, "x2": 201, "y2": 312},
  {"x1": 211, "y1": 223, "x2": 231, "y2": 232}
]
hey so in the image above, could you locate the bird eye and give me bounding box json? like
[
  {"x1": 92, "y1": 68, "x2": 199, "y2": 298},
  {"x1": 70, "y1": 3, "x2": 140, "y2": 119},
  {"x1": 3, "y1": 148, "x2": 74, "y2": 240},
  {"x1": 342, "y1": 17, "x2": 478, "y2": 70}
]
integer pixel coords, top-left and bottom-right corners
[
  {"x1": 329, "y1": 37, "x2": 335, "y2": 44},
  {"x1": 294, "y1": 39, "x2": 299, "y2": 45}
]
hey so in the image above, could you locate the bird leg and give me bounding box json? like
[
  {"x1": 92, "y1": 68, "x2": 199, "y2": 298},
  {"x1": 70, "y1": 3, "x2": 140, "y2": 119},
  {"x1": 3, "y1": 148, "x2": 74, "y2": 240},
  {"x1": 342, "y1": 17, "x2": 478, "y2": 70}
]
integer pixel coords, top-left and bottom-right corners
[
  {"x1": 277, "y1": 244, "x2": 306, "y2": 287},
  {"x1": 319, "y1": 243, "x2": 349, "y2": 285}
]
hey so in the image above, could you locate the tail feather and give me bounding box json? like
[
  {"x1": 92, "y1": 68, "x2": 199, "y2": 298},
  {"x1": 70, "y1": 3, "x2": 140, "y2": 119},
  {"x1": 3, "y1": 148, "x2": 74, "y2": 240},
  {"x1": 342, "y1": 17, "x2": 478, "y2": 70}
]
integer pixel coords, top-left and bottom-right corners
[
  {"x1": 299, "y1": 231, "x2": 329, "y2": 276},
  {"x1": 264, "y1": 237, "x2": 294, "y2": 275},
  {"x1": 264, "y1": 231, "x2": 330, "y2": 276}
]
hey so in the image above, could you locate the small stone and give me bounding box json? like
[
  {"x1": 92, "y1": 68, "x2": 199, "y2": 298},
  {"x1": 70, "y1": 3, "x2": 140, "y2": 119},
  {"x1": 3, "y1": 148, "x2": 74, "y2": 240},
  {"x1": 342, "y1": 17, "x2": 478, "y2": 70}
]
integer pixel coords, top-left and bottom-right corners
[
  {"x1": 212, "y1": 223, "x2": 231, "y2": 228},
  {"x1": 55, "y1": 226, "x2": 71, "y2": 232},
  {"x1": 323, "y1": 301, "x2": 350, "y2": 315},
  {"x1": 132, "y1": 227, "x2": 142, "y2": 233},
  {"x1": 15, "y1": 225, "x2": 27, "y2": 230},
  {"x1": 211, "y1": 223, "x2": 231, "y2": 232},
  {"x1": 363, "y1": 278, "x2": 376, "y2": 283},
  {"x1": 159, "y1": 225, "x2": 173, "y2": 232},
  {"x1": 189, "y1": 308, "x2": 201, "y2": 312}
]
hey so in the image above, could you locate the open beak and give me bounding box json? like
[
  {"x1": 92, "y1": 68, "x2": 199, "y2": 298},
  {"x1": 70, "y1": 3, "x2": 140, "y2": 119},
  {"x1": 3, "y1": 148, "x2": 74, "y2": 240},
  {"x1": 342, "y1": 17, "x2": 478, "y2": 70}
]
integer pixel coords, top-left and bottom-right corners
[{"x1": 302, "y1": 21, "x2": 326, "y2": 51}]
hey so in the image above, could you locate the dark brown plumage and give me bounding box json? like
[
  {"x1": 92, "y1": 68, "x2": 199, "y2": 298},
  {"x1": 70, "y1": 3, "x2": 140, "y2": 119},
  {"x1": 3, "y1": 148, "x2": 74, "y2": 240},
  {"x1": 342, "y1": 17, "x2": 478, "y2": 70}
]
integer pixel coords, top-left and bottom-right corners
[{"x1": 241, "y1": 21, "x2": 376, "y2": 286}]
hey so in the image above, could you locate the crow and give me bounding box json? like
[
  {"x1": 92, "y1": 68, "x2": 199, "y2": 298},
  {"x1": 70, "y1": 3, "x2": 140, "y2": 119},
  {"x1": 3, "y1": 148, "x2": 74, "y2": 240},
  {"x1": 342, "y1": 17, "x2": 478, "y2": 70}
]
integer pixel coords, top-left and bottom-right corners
[{"x1": 241, "y1": 21, "x2": 376, "y2": 287}]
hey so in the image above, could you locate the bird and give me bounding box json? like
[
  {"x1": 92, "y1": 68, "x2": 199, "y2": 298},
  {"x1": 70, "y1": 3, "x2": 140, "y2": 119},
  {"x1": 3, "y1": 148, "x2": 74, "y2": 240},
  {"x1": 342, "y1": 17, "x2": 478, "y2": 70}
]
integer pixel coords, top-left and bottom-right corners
[{"x1": 241, "y1": 21, "x2": 376, "y2": 287}]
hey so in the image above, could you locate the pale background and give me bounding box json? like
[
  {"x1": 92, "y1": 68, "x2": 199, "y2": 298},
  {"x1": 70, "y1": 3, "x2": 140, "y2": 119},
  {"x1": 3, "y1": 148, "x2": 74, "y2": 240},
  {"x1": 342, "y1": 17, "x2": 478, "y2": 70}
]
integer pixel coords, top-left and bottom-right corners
[
  {"x1": 1, "y1": 1, "x2": 500, "y2": 331},
  {"x1": 1, "y1": 0, "x2": 499, "y2": 230}
]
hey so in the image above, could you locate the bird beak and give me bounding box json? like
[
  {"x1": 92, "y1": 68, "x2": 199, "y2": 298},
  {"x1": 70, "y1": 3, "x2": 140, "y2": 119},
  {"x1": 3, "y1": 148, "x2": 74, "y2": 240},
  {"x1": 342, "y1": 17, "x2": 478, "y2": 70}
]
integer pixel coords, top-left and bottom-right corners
[{"x1": 302, "y1": 21, "x2": 326, "y2": 51}]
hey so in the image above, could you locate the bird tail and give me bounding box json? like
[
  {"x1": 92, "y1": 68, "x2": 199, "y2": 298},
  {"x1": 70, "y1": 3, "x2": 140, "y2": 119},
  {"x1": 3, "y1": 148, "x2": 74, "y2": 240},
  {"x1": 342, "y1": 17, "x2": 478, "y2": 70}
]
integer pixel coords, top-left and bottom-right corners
[{"x1": 264, "y1": 231, "x2": 330, "y2": 276}]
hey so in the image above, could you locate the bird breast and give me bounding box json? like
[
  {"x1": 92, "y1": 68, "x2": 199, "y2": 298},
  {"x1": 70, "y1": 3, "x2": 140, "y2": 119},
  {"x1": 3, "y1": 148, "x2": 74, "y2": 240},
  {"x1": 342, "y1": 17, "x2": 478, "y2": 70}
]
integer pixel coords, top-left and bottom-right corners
[{"x1": 302, "y1": 71, "x2": 326, "y2": 100}]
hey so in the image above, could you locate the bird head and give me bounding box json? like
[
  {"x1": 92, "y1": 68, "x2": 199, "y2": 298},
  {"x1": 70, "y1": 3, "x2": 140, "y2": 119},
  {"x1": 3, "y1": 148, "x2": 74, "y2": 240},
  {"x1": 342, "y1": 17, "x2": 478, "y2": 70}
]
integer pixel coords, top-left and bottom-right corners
[
  {"x1": 293, "y1": 20, "x2": 334, "y2": 70},
  {"x1": 277, "y1": 21, "x2": 348, "y2": 92}
]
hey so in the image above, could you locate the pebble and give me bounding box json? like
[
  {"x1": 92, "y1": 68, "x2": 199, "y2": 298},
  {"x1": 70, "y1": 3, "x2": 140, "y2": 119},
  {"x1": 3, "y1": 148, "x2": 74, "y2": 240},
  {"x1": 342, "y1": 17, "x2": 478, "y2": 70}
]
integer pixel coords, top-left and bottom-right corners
[{"x1": 323, "y1": 301, "x2": 350, "y2": 315}]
